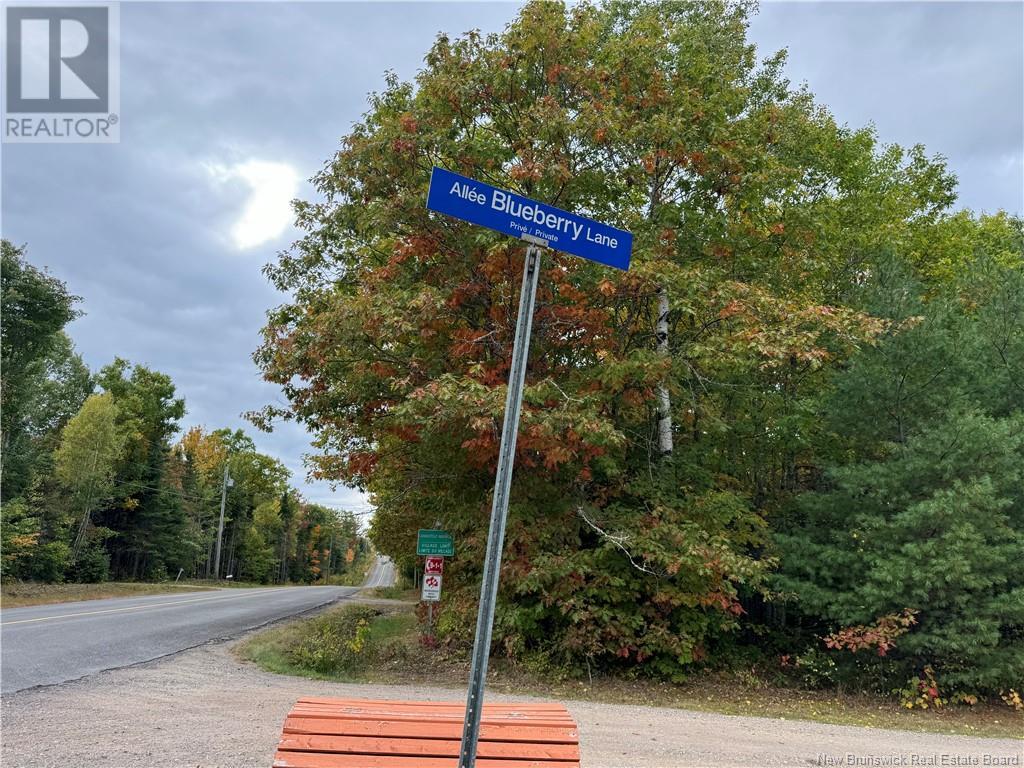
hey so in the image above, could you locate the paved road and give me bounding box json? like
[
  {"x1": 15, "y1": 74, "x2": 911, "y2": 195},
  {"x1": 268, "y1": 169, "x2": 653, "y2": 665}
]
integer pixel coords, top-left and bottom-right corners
[{"x1": 0, "y1": 556, "x2": 395, "y2": 693}]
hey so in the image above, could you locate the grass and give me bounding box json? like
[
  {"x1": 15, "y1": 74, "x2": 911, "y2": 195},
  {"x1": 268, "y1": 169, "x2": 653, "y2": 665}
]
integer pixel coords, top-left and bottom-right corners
[
  {"x1": 364, "y1": 571, "x2": 416, "y2": 601},
  {"x1": 235, "y1": 602, "x2": 417, "y2": 679},
  {"x1": 235, "y1": 602, "x2": 1024, "y2": 741},
  {"x1": 365, "y1": 585, "x2": 418, "y2": 600},
  {"x1": 0, "y1": 580, "x2": 215, "y2": 608},
  {"x1": 517, "y1": 672, "x2": 1024, "y2": 741},
  {"x1": 179, "y1": 578, "x2": 278, "y2": 589}
]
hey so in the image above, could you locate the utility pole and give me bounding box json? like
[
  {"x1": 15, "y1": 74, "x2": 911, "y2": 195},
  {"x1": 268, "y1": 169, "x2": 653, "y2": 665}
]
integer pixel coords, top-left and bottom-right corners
[{"x1": 214, "y1": 461, "x2": 229, "y2": 579}]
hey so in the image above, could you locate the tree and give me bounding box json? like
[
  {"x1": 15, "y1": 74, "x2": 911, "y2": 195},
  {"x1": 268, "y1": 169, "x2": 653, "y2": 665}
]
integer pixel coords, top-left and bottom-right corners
[
  {"x1": 1, "y1": 241, "x2": 81, "y2": 500},
  {"x1": 278, "y1": 490, "x2": 296, "y2": 583},
  {"x1": 178, "y1": 426, "x2": 230, "y2": 577},
  {"x1": 54, "y1": 393, "x2": 125, "y2": 559},
  {"x1": 2, "y1": 332, "x2": 93, "y2": 513},
  {"x1": 776, "y1": 245, "x2": 1024, "y2": 696},
  {"x1": 221, "y1": 437, "x2": 290, "y2": 578},
  {"x1": 252, "y1": 0, "x2": 954, "y2": 676},
  {"x1": 0, "y1": 244, "x2": 366, "y2": 585},
  {"x1": 778, "y1": 412, "x2": 1024, "y2": 695},
  {"x1": 22, "y1": 333, "x2": 93, "y2": 437},
  {"x1": 238, "y1": 500, "x2": 280, "y2": 583},
  {"x1": 92, "y1": 358, "x2": 186, "y2": 579}
]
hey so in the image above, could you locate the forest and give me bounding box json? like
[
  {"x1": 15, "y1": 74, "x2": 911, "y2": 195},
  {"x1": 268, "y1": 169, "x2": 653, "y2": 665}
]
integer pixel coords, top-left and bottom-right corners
[
  {"x1": 1, "y1": 240, "x2": 367, "y2": 586},
  {"x1": 250, "y1": 1, "x2": 1023, "y2": 705},
  {"x1": 2, "y1": 0, "x2": 1021, "y2": 710}
]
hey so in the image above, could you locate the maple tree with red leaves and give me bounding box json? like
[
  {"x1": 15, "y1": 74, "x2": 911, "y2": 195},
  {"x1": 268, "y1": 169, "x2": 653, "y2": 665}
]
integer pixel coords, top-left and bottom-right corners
[{"x1": 251, "y1": 1, "x2": 1007, "y2": 682}]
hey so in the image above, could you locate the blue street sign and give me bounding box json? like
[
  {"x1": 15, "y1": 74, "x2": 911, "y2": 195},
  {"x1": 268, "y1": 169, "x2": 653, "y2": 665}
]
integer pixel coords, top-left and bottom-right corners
[{"x1": 426, "y1": 167, "x2": 632, "y2": 271}]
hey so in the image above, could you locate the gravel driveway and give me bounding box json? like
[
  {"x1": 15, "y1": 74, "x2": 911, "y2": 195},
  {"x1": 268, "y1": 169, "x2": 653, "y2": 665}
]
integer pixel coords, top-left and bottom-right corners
[{"x1": 2, "y1": 635, "x2": 1019, "y2": 768}]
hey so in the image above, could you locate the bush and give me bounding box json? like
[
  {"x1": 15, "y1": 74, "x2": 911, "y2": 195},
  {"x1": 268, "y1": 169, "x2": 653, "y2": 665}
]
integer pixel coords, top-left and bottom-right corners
[
  {"x1": 289, "y1": 605, "x2": 380, "y2": 674},
  {"x1": 895, "y1": 666, "x2": 944, "y2": 710},
  {"x1": 27, "y1": 541, "x2": 71, "y2": 582},
  {"x1": 795, "y1": 648, "x2": 839, "y2": 689},
  {"x1": 66, "y1": 543, "x2": 110, "y2": 583},
  {"x1": 0, "y1": 498, "x2": 68, "y2": 581}
]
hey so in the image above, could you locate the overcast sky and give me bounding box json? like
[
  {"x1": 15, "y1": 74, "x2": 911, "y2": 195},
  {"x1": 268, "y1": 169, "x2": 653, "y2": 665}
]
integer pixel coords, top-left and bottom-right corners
[{"x1": 3, "y1": 1, "x2": 1022, "y2": 517}]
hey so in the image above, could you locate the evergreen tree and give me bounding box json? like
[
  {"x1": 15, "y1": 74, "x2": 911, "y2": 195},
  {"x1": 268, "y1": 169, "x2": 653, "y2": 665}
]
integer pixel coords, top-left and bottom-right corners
[{"x1": 777, "y1": 250, "x2": 1024, "y2": 695}]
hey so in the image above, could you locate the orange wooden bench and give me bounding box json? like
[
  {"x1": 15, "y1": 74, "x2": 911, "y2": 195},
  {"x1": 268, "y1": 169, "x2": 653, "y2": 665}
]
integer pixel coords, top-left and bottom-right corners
[{"x1": 273, "y1": 696, "x2": 580, "y2": 768}]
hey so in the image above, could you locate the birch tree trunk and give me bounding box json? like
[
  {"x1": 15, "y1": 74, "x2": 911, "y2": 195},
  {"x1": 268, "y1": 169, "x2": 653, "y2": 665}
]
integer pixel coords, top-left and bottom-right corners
[
  {"x1": 650, "y1": 165, "x2": 673, "y2": 457},
  {"x1": 655, "y1": 285, "x2": 673, "y2": 456}
]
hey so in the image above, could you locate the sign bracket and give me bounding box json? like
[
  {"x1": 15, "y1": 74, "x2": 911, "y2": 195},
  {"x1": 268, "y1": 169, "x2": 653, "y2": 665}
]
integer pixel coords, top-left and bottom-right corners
[{"x1": 519, "y1": 233, "x2": 550, "y2": 247}]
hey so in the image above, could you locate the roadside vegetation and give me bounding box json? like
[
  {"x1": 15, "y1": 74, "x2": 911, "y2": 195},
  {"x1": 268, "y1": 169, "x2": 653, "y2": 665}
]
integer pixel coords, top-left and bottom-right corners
[
  {"x1": 325, "y1": 546, "x2": 377, "y2": 587},
  {"x1": 0, "y1": 580, "x2": 214, "y2": 608},
  {"x1": 1, "y1": 557, "x2": 376, "y2": 608},
  {"x1": 0, "y1": 241, "x2": 371, "y2": 589},
  {"x1": 252, "y1": 0, "x2": 1023, "y2": 716},
  {"x1": 365, "y1": 572, "x2": 416, "y2": 600},
  {"x1": 3, "y1": 0, "x2": 1022, "y2": 724},
  {"x1": 236, "y1": 603, "x2": 1023, "y2": 740},
  {"x1": 366, "y1": 585, "x2": 418, "y2": 601}
]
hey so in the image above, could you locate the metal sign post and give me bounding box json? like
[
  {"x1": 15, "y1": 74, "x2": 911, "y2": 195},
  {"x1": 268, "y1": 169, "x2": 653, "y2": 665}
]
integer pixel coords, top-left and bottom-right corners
[
  {"x1": 422, "y1": 556, "x2": 445, "y2": 639},
  {"x1": 457, "y1": 240, "x2": 543, "y2": 768},
  {"x1": 425, "y1": 164, "x2": 630, "y2": 768}
]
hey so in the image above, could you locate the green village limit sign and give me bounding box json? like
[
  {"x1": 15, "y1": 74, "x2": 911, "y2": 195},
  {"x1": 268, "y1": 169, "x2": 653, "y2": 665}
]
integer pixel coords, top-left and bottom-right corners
[{"x1": 417, "y1": 529, "x2": 454, "y2": 557}]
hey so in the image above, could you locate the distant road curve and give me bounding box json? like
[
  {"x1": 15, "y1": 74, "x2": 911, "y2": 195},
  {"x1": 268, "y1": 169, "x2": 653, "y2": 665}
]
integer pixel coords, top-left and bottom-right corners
[{"x1": 0, "y1": 555, "x2": 395, "y2": 694}]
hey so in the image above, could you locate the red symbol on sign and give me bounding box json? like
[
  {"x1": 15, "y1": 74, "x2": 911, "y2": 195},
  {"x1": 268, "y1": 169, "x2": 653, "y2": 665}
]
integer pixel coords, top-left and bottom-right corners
[
  {"x1": 425, "y1": 575, "x2": 440, "y2": 588},
  {"x1": 424, "y1": 556, "x2": 444, "y2": 575}
]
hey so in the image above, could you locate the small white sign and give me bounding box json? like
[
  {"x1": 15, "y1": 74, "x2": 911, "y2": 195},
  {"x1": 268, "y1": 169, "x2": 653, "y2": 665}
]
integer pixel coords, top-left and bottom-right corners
[{"x1": 421, "y1": 573, "x2": 442, "y2": 602}]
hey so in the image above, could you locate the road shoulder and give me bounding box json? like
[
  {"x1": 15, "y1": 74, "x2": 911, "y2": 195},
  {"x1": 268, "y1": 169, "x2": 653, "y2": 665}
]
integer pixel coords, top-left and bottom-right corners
[{"x1": 2, "y1": 627, "x2": 1019, "y2": 768}]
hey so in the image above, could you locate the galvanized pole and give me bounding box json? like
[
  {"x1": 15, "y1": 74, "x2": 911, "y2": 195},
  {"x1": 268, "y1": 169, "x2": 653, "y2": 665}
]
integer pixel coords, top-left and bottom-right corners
[{"x1": 458, "y1": 241, "x2": 543, "y2": 768}]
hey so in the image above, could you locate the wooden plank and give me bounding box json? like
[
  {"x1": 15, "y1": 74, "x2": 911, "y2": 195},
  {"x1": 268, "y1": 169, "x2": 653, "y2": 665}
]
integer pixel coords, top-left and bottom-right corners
[
  {"x1": 283, "y1": 717, "x2": 578, "y2": 744},
  {"x1": 288, "y1": 709, "x2": 574, "y2": 727},
  {"x1": 273, "y1": 698, "x2": 580, "y2": 767},
  {"x1": 291, "y1": 702, "x2": 571, "y2": 717},
  {"x1": 290, "y1": 705, "x2": 572, "y2": 719},
  {"x1": 294, "y1": 700, "x2": 568, "y2": 714},
  {"x1": 274, "y1": 752, "x2": 579, "y2": 768},
  {"x1": 278, "y1": 734, "x2": 579, "y2": 761},
  {"x1": 292, "y1": 700, "x2": 573, "y2": 720},
  {"x1": 297, "y1": 698, "x2": 567, "y2": 710}
]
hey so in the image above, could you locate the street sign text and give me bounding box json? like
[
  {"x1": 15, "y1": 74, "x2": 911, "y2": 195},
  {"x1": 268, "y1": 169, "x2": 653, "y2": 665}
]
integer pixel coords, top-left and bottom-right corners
[
  {"x1": 422, "y1": 574, "x2": 442, "y2": 602},
  {"x1": 416, "y1": 529, "x2": 454, "y2": 557},
  {"x1": 426, "y1": 167, "x2": 632, "y2": 271}
]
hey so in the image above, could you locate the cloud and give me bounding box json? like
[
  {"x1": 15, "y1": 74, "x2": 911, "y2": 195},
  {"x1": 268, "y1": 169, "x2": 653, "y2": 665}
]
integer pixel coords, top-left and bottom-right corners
[
  {"x1": 205, "y1": 159, "x2": 300, "y2": 250},
  {"x1": 747, "y1": 1, "x2": 1023, "y2": 214},
  {"x1": 3, "y1": 1, "x2": 1019, "y2": 522}
]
